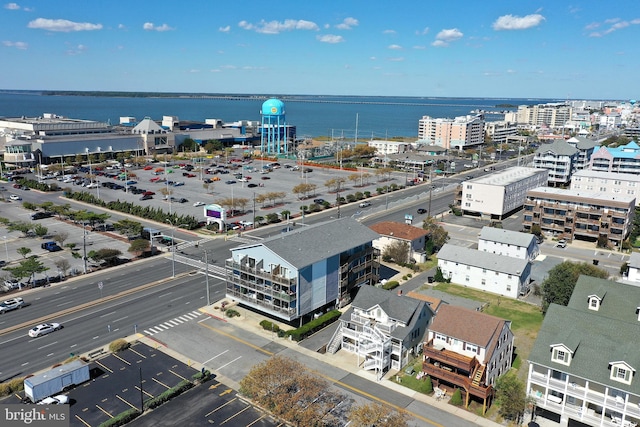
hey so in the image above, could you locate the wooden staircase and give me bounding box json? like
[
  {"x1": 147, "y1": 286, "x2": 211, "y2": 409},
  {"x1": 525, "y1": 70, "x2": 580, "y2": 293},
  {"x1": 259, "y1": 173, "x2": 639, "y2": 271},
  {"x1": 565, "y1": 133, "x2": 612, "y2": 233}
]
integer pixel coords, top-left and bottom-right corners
[{"x1": 472, "y1": 365, "x2": 485, "y2": 386}]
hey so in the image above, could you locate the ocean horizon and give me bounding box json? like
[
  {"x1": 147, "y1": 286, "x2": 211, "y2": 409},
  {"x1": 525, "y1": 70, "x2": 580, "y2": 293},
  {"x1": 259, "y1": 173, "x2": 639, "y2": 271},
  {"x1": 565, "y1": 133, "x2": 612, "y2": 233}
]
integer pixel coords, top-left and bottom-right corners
[{"x1": 0, "y1": 90, "x2": 563, "y2": 139}]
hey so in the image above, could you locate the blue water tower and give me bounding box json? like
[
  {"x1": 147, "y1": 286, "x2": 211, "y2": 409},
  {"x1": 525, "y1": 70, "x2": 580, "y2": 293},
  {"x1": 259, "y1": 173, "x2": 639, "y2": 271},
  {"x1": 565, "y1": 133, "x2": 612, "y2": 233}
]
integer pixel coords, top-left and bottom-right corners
[{"x1": 260, "y1": 98, "x2": 287, "y2": 155}]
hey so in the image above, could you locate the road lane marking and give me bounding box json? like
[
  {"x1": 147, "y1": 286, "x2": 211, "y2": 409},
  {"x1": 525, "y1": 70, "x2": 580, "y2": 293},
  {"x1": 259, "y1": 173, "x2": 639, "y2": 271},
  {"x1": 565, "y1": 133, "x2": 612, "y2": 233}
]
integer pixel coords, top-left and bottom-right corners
[
  {"x1": 203, "y1": 350, "x2": 228, "y2": 364},
  {"x1": 99, "y1": 311, "x2": 116, "y2": 318},
  {"x1": 37, "y1": 341, "x2": 58, "y2": 350},
  {"x1": 246, "y1": 414, "x2": 268, "y2": 427},
  {"x1": 158, "y1": 292, "x2": 173, "y2": 298},
  {"x1": 216, "y1": 356, "x2": 242, "y2": 371},
  {"x1": 114, "y1": 316, "x2": 129, "y2": 323}
]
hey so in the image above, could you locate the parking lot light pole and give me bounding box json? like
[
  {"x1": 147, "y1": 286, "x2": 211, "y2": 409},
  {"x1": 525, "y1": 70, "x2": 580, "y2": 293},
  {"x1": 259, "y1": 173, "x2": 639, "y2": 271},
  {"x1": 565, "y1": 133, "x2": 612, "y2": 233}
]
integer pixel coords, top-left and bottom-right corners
[
  {"x1": 82, "y1": 223, "x2": 88, "y2": 274},
  {"x1": 166, "y1": 219, "x2": 176, "y2": 278},
  {"x1": 3, "y1": 236, "x2": 8, "y2": 262},
  {"x1": 204, "y1": 249, "x2": 210, "y2": 305}
]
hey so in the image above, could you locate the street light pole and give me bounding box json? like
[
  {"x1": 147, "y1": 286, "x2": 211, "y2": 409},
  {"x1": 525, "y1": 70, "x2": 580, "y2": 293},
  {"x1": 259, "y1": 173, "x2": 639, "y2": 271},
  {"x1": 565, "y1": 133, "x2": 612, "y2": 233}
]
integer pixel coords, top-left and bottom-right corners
[
  {"x1": 82, "y1": 223, "x2": 88, "y2": 274},
  {"x1": 166, "y1": 219, "x2": 176, "y2": 278},
  {"x1": 204, "y1": 249, "x2": 210, "y2": 305},
  {"x1": 3, "y1": 236, "x2": 8, "y2": 262}
]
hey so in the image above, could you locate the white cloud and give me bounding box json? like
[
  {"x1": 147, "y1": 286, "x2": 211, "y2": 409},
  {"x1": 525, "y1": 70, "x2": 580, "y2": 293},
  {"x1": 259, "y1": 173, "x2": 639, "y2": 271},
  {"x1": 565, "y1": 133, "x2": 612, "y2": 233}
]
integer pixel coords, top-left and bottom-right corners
[
  {"x1": 189, "y1": 69, "x2": 200, "y2": 73},
  {"x1": 432, "y1": 28, "x2": 463, "y2": 47},
  {"x1": 3, "y1": 40, "x2": 28, "y2": 49},
  {"x1": 370, "y1": 56, "x2": 377, "y2": 60},
  {"x1": 219, "y1": 25, "x2": 230, "y2": 33},
  {"x1": 317, "y1": 34, "x2": 344, "y2": 43},
  {"x1": 143, "y1": 22, "x2": 174, "y2": 32},
  {"x1": 388, "y1": 57, "x2": 404, "y2": 62},
  {"x1": 416, "y1": 27, "x2": 429, "y2": 35},
  {"x1": 4, "y1": 2, "x2": 20, "y2": 10},
  {"x1": 28, "y1": 18, "x2": 102, "y2": 32},
  {"x1": 336, "y1": 17, "x2": 358, "y2": 30},
  {"x1": 239, "y1": 19, "x2": 318, "y2": 34},
  {"x1": 413, "y1": 45, "x2": 426, "y2": 50},
  {"x1": 210, "y1": 69, "x2": 221, "y2": 73},
  {"x1": 66, "y1": 44, "x2": 87, "y2": 56},
  {"x1": 588, "y1": 18, "x2": 640, "y2": 37},
  {"x1": 388, "y1": 44, "x2": 402, "y2": 50},
  {"x1": 492, "y1": 14, "x2": 545, "y2": 31},
  {"x1": 383, "y1": 29, "x2": 396, "y2": 35},
  {"x1": 118, "y1": 24, "x2": 125, "y2": 30}
]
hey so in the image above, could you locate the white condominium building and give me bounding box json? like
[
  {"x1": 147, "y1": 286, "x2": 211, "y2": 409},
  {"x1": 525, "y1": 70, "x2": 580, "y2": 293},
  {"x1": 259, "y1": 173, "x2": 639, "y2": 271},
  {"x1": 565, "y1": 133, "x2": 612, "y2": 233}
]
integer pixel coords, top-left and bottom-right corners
[{"x1": 418, "y1": 114, "x2": 484, "y2": 150}]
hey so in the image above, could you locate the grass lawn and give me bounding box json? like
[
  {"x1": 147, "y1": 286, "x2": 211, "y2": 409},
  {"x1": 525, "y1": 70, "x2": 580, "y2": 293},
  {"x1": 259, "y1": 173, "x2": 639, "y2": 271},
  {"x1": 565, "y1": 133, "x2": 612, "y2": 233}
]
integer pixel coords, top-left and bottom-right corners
[{"x1": 431, "y1": 282, "x2": 543, "y2": 381}]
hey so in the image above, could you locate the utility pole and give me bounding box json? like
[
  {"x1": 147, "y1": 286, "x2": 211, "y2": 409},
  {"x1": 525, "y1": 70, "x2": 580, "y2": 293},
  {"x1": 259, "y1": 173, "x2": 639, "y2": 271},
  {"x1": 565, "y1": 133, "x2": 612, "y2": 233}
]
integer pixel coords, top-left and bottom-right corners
[
  {"x1": 428, "y1": 165, "x2": 433, "y2": 217},
  {"x1": 336, "y1": 181, "x2": 341, "y2": 218},
  {"x1": 205, "y1": 249, "x2": 210, "y2": 305}
]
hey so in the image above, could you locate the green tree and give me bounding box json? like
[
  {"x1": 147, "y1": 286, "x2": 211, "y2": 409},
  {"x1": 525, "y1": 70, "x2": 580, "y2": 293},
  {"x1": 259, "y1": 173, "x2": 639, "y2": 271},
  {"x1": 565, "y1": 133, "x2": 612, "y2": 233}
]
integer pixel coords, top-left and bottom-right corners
[
  {"x1": 17, "y1": 247, "x2": 32, "y2": 259},
  {"x1": 449, "y1": 389, "x2": 463, "y2": 406},
  {"x1": 33, "y1": 224, "x2": 48, "y2": 238},
  {"x1": 541, "y1": 262, "x2": 609, "y2": 314},
  {"x1": 382, "y1": 240, "x2": 409, "y2": 265},
  {"x1": 128, "y1": 239, "x2": 150, "y2": 256},
  {"x1": 22, "y1": 201, "x2": 38, "y2": 211},
  {"x1": 203, "y1": 139, "x2": 223, "y2": 153},
  {"x1": 113, "y1": 219, "x2": 143, "y2": 238},
  {"x1": 422, "y1": 216, "x2": 449, "y2": 251},
  {"x1": 6, "y1": 257, "x2": 48, "y2": 284},
  {"x1": 495, "y1": 373, "x2": 528, "y2": 423},
  {"x1": 7, "y1": 221, "x2": 32, "y2": 238},
  {"x1": 88, "y1": 248, "x2": 122, "y2": 266}
]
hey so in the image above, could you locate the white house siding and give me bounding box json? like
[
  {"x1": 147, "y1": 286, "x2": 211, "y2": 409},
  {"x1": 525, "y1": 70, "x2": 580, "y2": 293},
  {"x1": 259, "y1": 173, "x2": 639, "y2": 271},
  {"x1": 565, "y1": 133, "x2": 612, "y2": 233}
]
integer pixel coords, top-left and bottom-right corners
[
  {"x1": 428, "y1": 330, "x2": 488, "y2": 362},
  {"x1": 484, "y1": 323, "x2": 515, "y2": 386},
  {"x1": 437, "y1": 258, "x2": 531, "y2": 299}
]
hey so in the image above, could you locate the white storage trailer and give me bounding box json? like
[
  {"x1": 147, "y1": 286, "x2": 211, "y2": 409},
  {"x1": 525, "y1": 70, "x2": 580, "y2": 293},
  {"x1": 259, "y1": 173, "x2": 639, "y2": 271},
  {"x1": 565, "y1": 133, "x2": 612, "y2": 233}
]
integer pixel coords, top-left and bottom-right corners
[{"x1": 24, "y1": 360, "x2": 90, "y2": 403}]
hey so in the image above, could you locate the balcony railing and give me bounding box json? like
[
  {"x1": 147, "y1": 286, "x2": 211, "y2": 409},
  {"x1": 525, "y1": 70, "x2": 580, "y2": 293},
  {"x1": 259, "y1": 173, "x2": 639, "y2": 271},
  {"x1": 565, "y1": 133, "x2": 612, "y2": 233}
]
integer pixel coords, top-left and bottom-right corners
[
  {"x1": 226, "y1": 260, "x2": 297, "y2": 288},
  {"x1": 422, "y1": 363, "x2": 492, "y2": 399},
  {"x1": 423, "y1": 339, "x2": 476, "y2": 372}
]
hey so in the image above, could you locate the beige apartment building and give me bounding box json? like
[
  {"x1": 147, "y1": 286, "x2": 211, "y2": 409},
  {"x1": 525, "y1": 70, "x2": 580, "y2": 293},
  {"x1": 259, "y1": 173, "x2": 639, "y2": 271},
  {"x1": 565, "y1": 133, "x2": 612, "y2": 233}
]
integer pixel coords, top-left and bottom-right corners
[
  {"x1": 522, "y1": 187, "x2": 635, "y2": 247},
  {"x1": 417, "y1": 114, "x2": 484, "y2": 150}
]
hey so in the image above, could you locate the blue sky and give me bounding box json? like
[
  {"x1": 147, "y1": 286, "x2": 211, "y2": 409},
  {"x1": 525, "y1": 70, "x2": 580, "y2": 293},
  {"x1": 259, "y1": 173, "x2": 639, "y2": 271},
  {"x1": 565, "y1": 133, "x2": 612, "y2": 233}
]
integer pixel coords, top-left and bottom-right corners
[{"x1": 1, "y1": 1, "x2": 639, "y2": 100}]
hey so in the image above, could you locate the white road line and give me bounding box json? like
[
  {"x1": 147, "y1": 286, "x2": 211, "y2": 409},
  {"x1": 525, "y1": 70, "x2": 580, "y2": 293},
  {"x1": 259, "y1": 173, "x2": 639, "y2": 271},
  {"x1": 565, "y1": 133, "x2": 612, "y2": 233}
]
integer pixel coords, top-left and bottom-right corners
[
  {"x1": 216, "y1": 356, "x2": 242, "y2": 371},
  {"x1": 143, "y1": 330, "x2": 153, "y2": 335},
  {"x1": 203, "y1": 350, "x2": 229, "y2": 365},
  {"x1": 114, "y1": 316, "x2": 129, "y2": 323},
  {"x1": 173, "y1": 318, "x2": 185, "y2": 323},
  {"x1": 178, "y1": 316, "x2": 190, "y2": 322},
  {"x1": 159, "y1": 324, "x2": 170, "y2": 330},
  {"x1": 167, "y1": 320, "x2": 179, "y2": 326},
  {"x1": 158, "y1": 292, "x2": 173, "y2": 298},
  {"x1": 47, "y1": 353, "x2": 54, "y2": 357},
  {"x1": 37, "y1": 341, "x2": 59, "y2": 350},
  {"x1": 99, "y1": 311, "x2": 117, "y2": 318},
  {"x1": 56, "y1": 301, "x2": 74, "y2": 307}
]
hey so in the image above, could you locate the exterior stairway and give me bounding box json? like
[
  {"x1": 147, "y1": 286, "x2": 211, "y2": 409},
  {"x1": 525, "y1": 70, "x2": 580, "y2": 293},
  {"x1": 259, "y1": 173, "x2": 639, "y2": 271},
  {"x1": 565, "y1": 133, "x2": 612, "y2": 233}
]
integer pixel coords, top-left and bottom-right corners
[
  {"x1": 326, "y1": 322, "x2": 343, "y2": 354},
  {"x1": 472, "y1": 364, "x2": 485, "y2": 386}
]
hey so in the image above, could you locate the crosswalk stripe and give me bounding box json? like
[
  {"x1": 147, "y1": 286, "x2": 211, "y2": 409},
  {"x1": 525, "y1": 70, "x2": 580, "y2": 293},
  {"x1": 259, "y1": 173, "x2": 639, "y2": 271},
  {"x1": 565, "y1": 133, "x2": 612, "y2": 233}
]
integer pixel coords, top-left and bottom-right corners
[
  {"x1": 143, "y1": 330, "x2": 153, "y2": 335},
  {"x1": 167, "y1": 320, "x2": 180, "y2": 326},
  {"x1": 174, "y1": 317, "x2": 185, "y2": 323}
]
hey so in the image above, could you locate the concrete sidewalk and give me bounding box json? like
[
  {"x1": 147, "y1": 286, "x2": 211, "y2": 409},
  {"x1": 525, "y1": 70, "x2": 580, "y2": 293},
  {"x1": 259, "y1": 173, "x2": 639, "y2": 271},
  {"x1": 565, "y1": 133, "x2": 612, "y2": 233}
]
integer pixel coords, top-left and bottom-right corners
[{"x1": 130, "y1": 299, "x2": 506, "y2": 427}]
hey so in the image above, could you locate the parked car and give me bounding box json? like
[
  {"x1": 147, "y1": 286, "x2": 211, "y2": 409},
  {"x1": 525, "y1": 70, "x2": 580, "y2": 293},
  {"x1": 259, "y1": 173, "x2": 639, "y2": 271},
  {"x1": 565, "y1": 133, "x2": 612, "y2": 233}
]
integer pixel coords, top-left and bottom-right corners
[
  {"x1": 225, "y1": 180, "x2": 236, "y2": 184},
  {"x1": 41, "y1": 241, "x2": 62, "y2": 252},
  {"x1": 247, "y1": 183, "x2": 258, "y2": 188},
  {"x1": 139, "y1": 194, "x2": 153, "y2": 201},
  {"x1": 31, "y1": 212, "x2": 53, "y2": 220},
  {"x1": 38, "y1": 395, "x2": 69, "y2": 405},
  {"x1": 142, "y1": 191, "x2": 155, "y2": 196},
  {"x1": 177, "y1": 198, "x2": 188, "y2": 203},
  {"x1": 261, "y1": 176, "x2": 271, "y2": 180},
  {"x1": 313, "y1": 198, "x2": 325, "y2": 204},
  {"x1": 556, "y1": 239, "x2": 567, "y2": 248},
  {"x1": 172, "y1": 181, "x2": 185, "y2": 187},
  {"x1": 28, "y1": 322, "x2": 62, "y2": 338},
  {"x1": 193, "y1": 201, "x2": 205, "y2": 207},
  {"x1": 0, "y1": 297, "x2": 26, "y2": 313},
  {"x1": 9, "y1": 194, "x2": 21, "y2": 201},
  {"x1": 417, "y1": 208, "x2": 427, "y2": 214},
  {"x1": 359, "y1": 201, "x2": 371, "y2": 208}
]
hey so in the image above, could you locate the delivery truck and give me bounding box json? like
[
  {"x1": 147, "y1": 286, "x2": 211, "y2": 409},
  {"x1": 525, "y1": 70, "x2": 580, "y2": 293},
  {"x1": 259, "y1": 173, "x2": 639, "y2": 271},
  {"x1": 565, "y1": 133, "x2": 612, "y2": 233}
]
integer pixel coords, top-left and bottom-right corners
[{"x1": 24, "y1": 360, "x2": 90, "y2": 403}]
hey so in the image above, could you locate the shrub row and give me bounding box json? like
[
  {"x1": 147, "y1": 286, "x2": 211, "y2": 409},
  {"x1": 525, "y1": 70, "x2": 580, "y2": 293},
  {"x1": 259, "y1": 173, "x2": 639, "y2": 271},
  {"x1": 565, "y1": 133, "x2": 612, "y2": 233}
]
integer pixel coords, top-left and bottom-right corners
[
  {"x1": 191, "y1": 369, "x2": 213, "y2": 383},
  {"x1": 259, "y1": 320, "x2": 280, "y2": 333},
  {"x1": 286, "y1": 310, "x2": 341, "y2": 342},
  {"x1": 144, "y1": 379, "x2": 194, "y2": 410},
  {"x1": 108, "y1": 339, "x2": 130, "y2": 353},
  {"x1": 0, "y1": 377, "x2": 25, "y2": 397},
  {"x1": 14, "y1": 177, "x2": 60, "y2": 192},
  {"x1": 382, "y1": 280, "x2": 400, "y2": 290},
  {"x1": 98, "y1": 407, "x2": 141, "y2": 427},
  {"x1": 64, "y1": 190, "x2": 200, "y2": 229}
]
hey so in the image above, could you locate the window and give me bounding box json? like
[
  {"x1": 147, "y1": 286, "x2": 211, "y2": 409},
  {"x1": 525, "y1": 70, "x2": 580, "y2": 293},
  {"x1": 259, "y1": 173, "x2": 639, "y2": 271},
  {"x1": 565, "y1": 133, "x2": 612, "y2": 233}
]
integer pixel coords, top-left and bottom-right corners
[
  {"x1": 611, "y1": 365, "x2": 632, "y2": 384},
  {"x1": 556, "y1": 350, "x2": 566, "y2": 362},
  {"x1": 506, "y1": 284, "x2": 511, "y2": 292},
  {"x1": 465, "y1": 275, "x2": 470, "y2": 282},
  {"x1": 617, "y1": 367, "x2": 627, "y2": 380},
  {"x1": 481, "y1": 279, "x2": 486, "y2": 286}
]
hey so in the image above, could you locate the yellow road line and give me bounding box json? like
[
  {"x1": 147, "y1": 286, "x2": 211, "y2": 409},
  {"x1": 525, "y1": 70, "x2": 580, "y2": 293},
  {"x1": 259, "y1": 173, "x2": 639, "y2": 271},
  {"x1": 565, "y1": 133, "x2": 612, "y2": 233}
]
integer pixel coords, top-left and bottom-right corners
[
  {"x1": 205, "y1": 398, "x2": 237, "y2": 417},
  {"x1": 220, "y1": 404, "x2": 251, "y2": 425},
  {"x1": 74, "y1": 414, "x2": 92, "y2": 427},
  {"x1": 115, "y1": 394, "x2": 138, "y2": 410},
  {"x1": 95, "y1": 404, "x2": 113, "y2": 418},
  {"x1": 198, "y1": 323, "x2": 273, "y2": 356},
  {"x1": 151, "y1": 377, "x2": 171, "y2": 389}
]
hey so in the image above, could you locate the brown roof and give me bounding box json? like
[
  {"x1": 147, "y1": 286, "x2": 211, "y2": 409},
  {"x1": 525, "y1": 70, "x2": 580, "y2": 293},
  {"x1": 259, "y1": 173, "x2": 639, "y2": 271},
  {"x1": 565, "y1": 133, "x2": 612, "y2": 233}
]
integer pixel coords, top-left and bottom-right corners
[
  {"x1": 406, "y1": 291, "x2": 443, "y2": 312},
  {"x1": 430, "y1": 305, "x2": 507, "y2": 351},
  {"x1": 369, "y1": 221, "x2": 429, "y2": 242}
]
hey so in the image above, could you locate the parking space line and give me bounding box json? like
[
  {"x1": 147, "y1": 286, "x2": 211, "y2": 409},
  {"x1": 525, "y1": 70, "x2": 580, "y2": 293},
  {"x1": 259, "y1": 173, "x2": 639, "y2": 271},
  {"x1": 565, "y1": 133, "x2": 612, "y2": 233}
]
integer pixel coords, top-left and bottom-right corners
[
  {"x1": 115, "y1": 394, "x2": 138, "y2": 410},
  {"x1": 168, "y1": 369, "x2": 188, "y2": 381},
  {"x1": 203, "y1": 350, "x2": 229, "y2": 364},
  {"x1": 247, "y1": 414, "x2": 268, "y2": 427},
  {"x1": 134, "y1": 385, "x2": 154, "y2": 398},
  {"x1": 220, "y1": 404, "x2": 251, "y2": 425},
  {"x1": 152, "y1": 377, "x2": 172, "y2": 389},
  {"x1": 96, "y1": 404, "x2": 114, "y2": 418},
  {"x1": 205, "y1": 398, "x2": 237, "y2": 417},
  {"x1": 74, "y1": 414, "x2": 92, "y2": 427},
  {"x1": 129, "y1": 347, "x2": 147, "y2": 359},
  {"x1": 95, "y1": 360, "x2": 113, "y2": 373},
  {"x1": 112, "y1": 353, "x2": 131, "y2": 366}
]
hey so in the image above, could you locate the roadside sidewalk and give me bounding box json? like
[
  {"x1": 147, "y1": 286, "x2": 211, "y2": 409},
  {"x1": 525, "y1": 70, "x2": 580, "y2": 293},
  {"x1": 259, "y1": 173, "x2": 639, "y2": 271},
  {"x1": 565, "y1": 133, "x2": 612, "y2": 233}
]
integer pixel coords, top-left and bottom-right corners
[{"x1": 125, "y1": 298, "x2": 505, "y2": 427}]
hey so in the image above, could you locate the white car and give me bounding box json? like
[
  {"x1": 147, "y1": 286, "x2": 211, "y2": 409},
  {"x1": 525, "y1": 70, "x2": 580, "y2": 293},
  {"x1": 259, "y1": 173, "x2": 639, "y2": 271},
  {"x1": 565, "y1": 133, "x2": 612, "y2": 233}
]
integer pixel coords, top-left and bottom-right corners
[
  {"x1": 38, "y1": 395, "x2": 69, "y2": 405},
  {"x1": 0, "y1": 297, "x2": 25, "y2": 313},
  {"x1": 359, "y1": 201, "x2": 371, "y2": 208},
  {"x1": 28, "y1": 322, "x2": 62, "y2": 338},
  {"x1": 9, "y1": 194, "x2": 21, "y2": 201},
  {"x1": 239, "y1": 221, "x2": 253, "y2": 227},
  {"x1": 86, "y1": 182, "x2": 99, "y2": 188},
  {"x1": 193, "y1": 201, "x2": 205, "y2": 207}
]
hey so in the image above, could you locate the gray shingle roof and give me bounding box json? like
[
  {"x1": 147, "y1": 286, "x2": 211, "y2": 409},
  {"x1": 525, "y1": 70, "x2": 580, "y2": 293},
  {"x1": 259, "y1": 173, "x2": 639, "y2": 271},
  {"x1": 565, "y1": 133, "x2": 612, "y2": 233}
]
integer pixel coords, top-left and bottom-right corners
[
  {"x1": 629, "y1": 252, "x2": 640, "y2": 269},
  {"x1": 528, "y1": 276, "x2": 640, "y2": 395},
  {"x1": 479, "y1": 227, "x2": 536, "y2": 248},
  {"x1": 567, "y1": 136, "x2": 598, "y2": 150},
  {"x1": 234, "y1": 218, "x2": 380, "y2": 269},
  {"x1": 534, "y1": 140, "x2": 579, "y2": 157},
  {"x1": 437, "y1": 243, "x2": 530, "y2": 276}
]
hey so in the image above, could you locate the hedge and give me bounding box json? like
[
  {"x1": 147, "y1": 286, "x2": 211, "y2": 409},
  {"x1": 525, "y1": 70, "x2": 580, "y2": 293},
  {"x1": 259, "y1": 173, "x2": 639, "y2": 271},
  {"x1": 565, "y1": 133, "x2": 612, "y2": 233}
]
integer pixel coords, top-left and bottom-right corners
[
  {"x1": 98, "y1": 408, "x2": 141, "y2": 427},
  {"x1": 143, "y1": 379, "x2": 194, "y2": 410},
  {"x1": 285, "y1": 310, "x2": 341, "y2": 342},
  {"x1": 108, "y1": 339, "x2": 130, "y2": 353},
  {"x1": 0, "y1": 377, "x2": 25, "y2": 397},
  {"x1": 382, "y1": 280, "x2": 400, "y2": 290},
  {"x1": 259, "y1": 320, "x2": 280, "y2": 333}
]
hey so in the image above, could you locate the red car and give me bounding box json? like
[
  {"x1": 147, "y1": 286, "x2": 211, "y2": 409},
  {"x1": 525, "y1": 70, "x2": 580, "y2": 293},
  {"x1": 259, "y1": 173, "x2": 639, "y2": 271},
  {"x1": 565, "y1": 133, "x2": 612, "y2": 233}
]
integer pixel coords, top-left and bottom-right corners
[
  {"x1": 150, "y1": 177, "x2": 161, "y2": 182},
  {"x1": 186, "y1": 173, "x2": 197, "y2": 178}
]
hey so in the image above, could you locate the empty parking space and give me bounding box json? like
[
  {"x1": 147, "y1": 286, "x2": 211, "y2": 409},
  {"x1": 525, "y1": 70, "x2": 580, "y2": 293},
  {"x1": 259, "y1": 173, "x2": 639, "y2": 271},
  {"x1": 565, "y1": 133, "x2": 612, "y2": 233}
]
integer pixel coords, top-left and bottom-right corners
[{"x1": 69, "y1": 342, "x2": 198, "y2": 427}]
